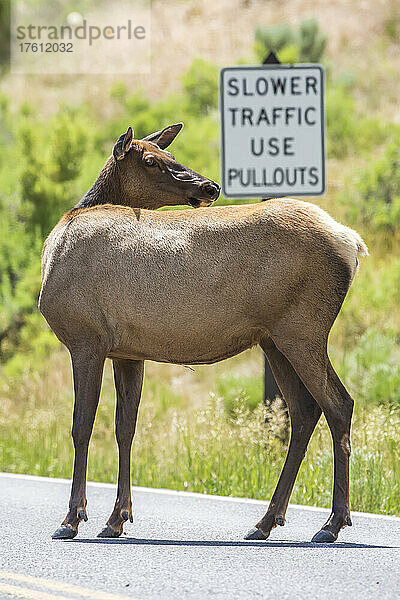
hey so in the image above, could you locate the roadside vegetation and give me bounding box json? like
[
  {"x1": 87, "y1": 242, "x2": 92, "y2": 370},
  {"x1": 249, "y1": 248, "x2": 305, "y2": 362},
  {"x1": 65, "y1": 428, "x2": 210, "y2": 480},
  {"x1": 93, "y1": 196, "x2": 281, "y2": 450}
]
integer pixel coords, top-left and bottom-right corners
[{"x1": 0, "y1": 8, "x2": 399, "y2": 516}]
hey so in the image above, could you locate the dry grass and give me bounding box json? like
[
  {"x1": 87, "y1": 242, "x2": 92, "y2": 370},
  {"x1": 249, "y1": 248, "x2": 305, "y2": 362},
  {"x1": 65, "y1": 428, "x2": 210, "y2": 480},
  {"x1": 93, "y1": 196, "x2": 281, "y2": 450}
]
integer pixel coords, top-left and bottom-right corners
[{"x1": 3, "y1": 0, "x2": 400, "y2": 120}]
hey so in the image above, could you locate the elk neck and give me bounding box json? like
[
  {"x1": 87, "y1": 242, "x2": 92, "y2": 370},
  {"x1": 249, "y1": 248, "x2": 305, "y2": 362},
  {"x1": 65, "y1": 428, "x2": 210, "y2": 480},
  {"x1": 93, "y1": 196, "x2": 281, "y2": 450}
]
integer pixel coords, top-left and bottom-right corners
[{"x1": 75, "y1": 157, "x2": 125, "y2": 209}]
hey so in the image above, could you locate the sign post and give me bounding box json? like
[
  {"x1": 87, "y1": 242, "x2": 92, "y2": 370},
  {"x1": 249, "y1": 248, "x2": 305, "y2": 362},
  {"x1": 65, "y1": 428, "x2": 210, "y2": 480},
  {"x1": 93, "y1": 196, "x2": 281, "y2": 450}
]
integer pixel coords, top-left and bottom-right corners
[{"x1": 219, "y1": 54, "x2": 326, "y2": 407}]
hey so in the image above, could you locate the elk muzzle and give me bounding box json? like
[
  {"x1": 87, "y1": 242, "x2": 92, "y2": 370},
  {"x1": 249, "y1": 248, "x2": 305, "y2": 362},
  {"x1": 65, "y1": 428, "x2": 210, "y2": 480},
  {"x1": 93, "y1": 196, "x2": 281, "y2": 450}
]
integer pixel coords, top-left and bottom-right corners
[{"x1": 187, "y1": 180, "x2": 221, "y2": 208}]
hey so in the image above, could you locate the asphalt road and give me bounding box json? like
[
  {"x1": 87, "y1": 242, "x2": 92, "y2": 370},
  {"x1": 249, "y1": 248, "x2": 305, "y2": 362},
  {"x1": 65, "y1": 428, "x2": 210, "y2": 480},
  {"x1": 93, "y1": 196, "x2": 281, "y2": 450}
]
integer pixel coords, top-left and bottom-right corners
[{"x1": 0, "y1": 473, "x2": 399, "y2": 600}]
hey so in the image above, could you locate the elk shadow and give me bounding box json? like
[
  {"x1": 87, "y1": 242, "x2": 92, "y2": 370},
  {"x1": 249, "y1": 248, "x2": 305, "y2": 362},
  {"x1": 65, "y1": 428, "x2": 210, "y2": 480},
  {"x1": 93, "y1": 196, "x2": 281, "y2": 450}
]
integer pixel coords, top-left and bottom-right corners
[{"x1": 71, "y1": 538, "x2": 392, "y2": 549}]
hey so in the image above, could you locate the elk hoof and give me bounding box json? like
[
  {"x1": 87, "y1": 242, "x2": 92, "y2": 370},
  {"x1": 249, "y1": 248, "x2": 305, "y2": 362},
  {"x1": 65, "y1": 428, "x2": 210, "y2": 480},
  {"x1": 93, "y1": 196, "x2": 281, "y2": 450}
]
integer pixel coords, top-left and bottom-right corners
[
  {"x1": 311, "y1": 529, "x2": 337, "y2": 543},
  {"x1": 244, "y1": 527, "x2": 268, "y2": 540},
  {"x1": 52, "y1": 525, "x2": 77, "y2": 540},
  {"x1": 97, "y1": 525, "x2": 122, "y2": 538},
  {"x1": 79, "y1": 509, "x2": 88, "y2": 522}
]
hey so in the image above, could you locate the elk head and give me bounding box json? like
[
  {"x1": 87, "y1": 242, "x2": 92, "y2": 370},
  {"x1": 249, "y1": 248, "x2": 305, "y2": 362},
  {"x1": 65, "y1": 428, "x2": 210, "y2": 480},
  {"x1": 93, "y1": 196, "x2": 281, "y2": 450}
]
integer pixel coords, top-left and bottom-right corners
[{"x1": 112, "y1": 124, "x2": 220, "y2": 209}]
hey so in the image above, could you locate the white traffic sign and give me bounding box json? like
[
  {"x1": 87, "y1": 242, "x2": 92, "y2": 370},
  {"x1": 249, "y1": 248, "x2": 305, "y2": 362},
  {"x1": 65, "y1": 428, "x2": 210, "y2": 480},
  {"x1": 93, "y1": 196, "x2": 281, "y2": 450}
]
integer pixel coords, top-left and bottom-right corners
[{"x1": 220, "y1": 64, "x2": 325, "y2": 197}]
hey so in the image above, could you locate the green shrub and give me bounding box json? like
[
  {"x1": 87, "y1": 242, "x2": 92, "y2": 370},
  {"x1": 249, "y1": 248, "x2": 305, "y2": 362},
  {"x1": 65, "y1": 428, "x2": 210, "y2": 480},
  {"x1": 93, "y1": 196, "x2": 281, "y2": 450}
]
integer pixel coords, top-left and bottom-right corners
[
  {"x1": 384, "y1": 11, "x2": 400, "y2": 41},
  {"x1": 0, "y1": 93, "x2": 11, "y2": 148},
  {"x1": 326, "y1": 85, "x2": 388, "y2": 159},
  {"x1": 17, "y1": 107, "x2": 89, "y2": 236},
  {"x1": 48, "y1": 109, "x2": 87, "y2": 183},
  {"x1": 326, "y1": 86, "x2": 357, "y2": 158},
  {"x1": 298, "y1": 19, "x2": 327, "y2": 63},
  {"x1": 0, "y1": 202, "x2": 43, "y2": 364},
  {"x1": 342, "y1": 137, "x2": 400, "y2": 232},
  {"x1": 181, "y1": 58, "x2": 219, "y2": 116},
  {"x1": 0, "y1": 104, "x2": 93, "y2": 373},
  {"x1": 331, "y1": 328, "x2": 400, "y2": 410},
  {"x1": 255, "y1": 23, "x2": 294, "y2": 59},
  {"x1": 255, "y1": 19, "x2": 326, "y2": 64},
  {"x1": 277, "y1": 44, "x2": 299, "y2": 65}
]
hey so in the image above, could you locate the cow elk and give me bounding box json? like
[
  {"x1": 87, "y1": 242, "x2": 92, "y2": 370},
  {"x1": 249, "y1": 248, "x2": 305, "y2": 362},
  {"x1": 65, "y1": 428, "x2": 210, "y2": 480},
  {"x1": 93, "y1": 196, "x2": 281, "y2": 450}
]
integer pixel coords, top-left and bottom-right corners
[{"x1": 39, "y1": 123, "x2": 368, "y2": 543}]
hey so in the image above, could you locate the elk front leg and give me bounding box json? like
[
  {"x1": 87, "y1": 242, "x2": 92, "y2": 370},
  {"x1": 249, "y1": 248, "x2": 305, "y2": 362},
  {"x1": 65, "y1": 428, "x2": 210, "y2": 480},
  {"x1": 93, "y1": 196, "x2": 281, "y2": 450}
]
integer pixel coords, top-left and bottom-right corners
[
  {"x1": 98, "y1": 358, "x2": 144, "y2": 538},
  {"x1": 245, "y1": 338, "x2": 321, "y2": 540},
  {"x1": 52, "y1": 348, "x2": 105, "y2": 539}
]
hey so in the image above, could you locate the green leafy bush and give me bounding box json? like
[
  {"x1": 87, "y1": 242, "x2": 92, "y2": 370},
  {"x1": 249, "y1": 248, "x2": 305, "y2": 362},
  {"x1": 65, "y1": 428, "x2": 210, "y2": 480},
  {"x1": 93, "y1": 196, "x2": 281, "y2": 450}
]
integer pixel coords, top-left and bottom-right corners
[
  {"x1": 255, "y1": 23, "x2": 294, "y2": 60},
  {"x1": 298, "y1": 19, "x2": 327, "y2": 63},
  {"x1": 0, "y1": 104, "x2": 93, "y2": 371},
  {"x1": 255, "y1": 19, "x2": 326, "y2": 64},
  {"x1": 331, "y1": 328, "x2": 400, "y2": 410},
  {"x1": 181, "y1": 58, "x2": 219, "y2": 116},
  {"x1": 326, "y1": 85, "x2": 388, "y2": 159},
  {"x1": 48, "y1": 109, "x2": 87, "y2": 183},
  {"x1": 384, "y1": 10, "x2": 400, "y2": 41},
  {"x1": 277, "y1": 44, "x2": 299, "y2": 65},
  {"x1": 17, "y1": 108, "x2": 89, "y2": 236},
  {"x1": 342, "y1": 137, "x2": 400, "y2": 232},
  {"x1": 0, "y1": 200, "x2": 45, "y2": 365}
]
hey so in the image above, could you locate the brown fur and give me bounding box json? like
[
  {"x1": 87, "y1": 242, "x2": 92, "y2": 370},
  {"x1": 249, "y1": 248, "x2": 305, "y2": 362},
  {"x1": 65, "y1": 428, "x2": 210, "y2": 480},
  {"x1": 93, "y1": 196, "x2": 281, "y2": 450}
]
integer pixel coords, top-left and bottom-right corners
[
  {"x1": 41, "y1": 200, "x2": 365, "y2": 365},
  {"x1": 40, "y1": 126, "x2": 368, "y2": 542}
]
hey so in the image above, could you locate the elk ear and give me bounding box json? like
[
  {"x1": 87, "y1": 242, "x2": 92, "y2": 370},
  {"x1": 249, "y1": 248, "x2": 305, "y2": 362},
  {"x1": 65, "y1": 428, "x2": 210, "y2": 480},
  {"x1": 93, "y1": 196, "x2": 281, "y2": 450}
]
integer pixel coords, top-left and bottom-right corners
[
  {"x1": 141, "y1": 123, "x2": 183, "y2": 149},
  {"x1": 113, "y1": 126, "x2": 134, "y2": 160}
]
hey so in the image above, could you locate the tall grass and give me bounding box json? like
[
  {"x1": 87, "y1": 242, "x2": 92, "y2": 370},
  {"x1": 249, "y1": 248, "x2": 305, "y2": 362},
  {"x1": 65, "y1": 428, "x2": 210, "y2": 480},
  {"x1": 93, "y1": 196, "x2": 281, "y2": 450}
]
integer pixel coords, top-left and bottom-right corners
[{"x1": 1, "y1": 346, "x2": 399, "y2": 516}]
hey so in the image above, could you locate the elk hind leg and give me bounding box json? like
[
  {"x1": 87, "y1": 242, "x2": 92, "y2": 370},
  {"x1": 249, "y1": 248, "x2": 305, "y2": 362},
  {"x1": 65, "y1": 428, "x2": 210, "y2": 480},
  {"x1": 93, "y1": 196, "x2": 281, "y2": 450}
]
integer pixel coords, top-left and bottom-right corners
[
  {"x1": 245, "y1": 337, "x2": 321, "y2": 540},
  {"x1": 272, "y1": 337, "x2": 354, "y2": 543}
]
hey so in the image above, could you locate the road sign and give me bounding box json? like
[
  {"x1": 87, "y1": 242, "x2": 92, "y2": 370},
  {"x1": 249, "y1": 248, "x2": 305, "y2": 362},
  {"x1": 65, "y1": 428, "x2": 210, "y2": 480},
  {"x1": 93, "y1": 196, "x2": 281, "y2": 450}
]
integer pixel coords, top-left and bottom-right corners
[{"x1": 220, "y1": 64, "x2": 325, "y2": 198}]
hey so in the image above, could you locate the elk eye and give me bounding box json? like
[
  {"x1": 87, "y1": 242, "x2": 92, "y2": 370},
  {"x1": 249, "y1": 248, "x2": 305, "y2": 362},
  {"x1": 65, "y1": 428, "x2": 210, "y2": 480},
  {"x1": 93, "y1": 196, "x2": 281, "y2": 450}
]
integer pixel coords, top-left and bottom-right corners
[{"x1": 145, "y1": 156, "x2": 157, "y2": 167}]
